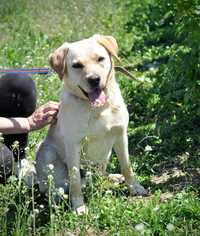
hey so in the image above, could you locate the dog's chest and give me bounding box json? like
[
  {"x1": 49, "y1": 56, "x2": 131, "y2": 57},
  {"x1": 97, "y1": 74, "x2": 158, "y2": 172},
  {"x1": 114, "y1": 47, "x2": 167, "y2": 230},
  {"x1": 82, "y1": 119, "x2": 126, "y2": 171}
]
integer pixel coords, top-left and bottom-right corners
[
  {"x1": 87, "y1": 106, "x2": 125, "y2": 136},
  {"x1": 59, "y1": 99, "x2": 127, "y2": 138},
  {"x1": 79, "y1": 106, "x2": 127, "y2": 163}
]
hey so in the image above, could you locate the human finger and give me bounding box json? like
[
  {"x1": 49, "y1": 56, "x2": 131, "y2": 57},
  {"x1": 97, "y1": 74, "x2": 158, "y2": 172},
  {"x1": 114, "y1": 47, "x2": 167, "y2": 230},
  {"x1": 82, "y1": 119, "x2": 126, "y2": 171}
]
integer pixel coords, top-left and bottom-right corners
[{"x1": 42, "y1": 102, "x2": 60, "y2": 113}]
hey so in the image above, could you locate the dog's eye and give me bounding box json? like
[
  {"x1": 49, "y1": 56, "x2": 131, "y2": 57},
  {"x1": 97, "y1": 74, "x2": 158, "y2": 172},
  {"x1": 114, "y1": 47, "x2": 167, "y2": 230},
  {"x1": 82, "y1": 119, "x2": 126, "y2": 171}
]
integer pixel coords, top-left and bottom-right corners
[
  {"x1": 98, "y1": 56, "x2": 105, "y2": 62},
  {"x1": 72, "y1": 62, "x2": 84, "y2": 69}
]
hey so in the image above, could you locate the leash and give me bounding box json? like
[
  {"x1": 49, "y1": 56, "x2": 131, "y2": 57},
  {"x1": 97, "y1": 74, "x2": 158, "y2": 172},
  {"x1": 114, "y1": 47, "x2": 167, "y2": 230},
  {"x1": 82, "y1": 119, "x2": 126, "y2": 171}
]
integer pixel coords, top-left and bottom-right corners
[
  {"x1": 114, "y1": 66, "x2": 144, "y2": 83},
  {"x1": 0, "y1": 67, "x2": 53, "y2": 75},
  {"x1": 0, "y1": 66, "x2": 143, "y2": 82}
]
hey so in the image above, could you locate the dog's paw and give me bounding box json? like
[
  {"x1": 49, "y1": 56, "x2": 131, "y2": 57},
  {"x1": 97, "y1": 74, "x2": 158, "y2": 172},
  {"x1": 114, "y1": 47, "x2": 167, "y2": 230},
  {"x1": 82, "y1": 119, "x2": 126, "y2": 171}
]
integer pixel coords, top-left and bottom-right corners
[
  {"x1": 108, "y1": 173, "x2": 125, "y2": 184},
  {"x1": 129, "y1": 183, "x2": 148, "y2": 196},
  {"x1": 71, "y1": 196, "x2": 88, "y2": 215},
  {"x1": 74, "y1": 205, "x2": 88, "y2": 215}
]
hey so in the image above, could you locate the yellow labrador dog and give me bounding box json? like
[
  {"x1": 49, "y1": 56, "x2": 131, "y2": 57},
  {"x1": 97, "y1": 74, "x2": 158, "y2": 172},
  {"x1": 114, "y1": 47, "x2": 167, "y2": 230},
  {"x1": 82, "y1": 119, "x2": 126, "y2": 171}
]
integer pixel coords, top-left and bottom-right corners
[{"x1": 36, "y1": 34, "x2": 147, "y2": 214}]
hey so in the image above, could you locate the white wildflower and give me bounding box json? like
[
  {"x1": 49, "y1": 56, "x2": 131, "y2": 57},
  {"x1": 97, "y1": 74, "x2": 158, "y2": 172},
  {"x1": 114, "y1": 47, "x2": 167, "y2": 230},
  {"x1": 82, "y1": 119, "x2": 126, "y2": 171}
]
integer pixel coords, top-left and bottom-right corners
[
  {"x1": 145, "y1": 145, "x2": 152, "y2": 152},
  {"x1": 25, "y1": 146, "x2": 30, "y2": 152},
  {"x1": 105, "y1": 190, "x2": 112, "y2": 195},
  {"x1": 33, "y1": 209, "x2": 39, "y2": 214},
  {"x1": 85, "y1": 171, "x2": 92, "y2": 178},
  {"x1": 48, "y1": 164, "x2": 54, "y2": 170},
  {"x1": 135, "y1": 223, "x2": 145, "y2": 232},
  {"x1": 39, "y1": 204, "x2": 44, "y2": 209},
  {"x1": 12, "y1": 140, "x2": 19, "y2": 149},
  {"x1": 63, "y1": 193, "x2": 68, "y2": 200},
  {"x1": 58, "y1": 187, "x2": 65, "y2": 196},
  {"x1": 153, "y1": 205, "x2": 160, "y2": 212},
  {"x1": 166, "y1": 223, "x2": 175, "y2": 231}
]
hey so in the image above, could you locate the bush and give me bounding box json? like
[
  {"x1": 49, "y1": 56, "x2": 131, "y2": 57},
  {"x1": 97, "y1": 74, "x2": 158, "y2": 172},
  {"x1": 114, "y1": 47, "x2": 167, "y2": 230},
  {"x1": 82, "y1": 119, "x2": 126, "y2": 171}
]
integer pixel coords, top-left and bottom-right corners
[{"x1": 114, "y1": 0, "x2": 200, "y2": 159}]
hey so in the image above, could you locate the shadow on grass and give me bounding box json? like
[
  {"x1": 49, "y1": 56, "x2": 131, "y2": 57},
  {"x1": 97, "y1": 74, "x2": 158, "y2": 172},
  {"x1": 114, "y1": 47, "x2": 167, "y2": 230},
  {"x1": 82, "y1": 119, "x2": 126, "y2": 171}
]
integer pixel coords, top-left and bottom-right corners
[{"x1": 143, "y1": 161, "x2": 200, "y2": 195}]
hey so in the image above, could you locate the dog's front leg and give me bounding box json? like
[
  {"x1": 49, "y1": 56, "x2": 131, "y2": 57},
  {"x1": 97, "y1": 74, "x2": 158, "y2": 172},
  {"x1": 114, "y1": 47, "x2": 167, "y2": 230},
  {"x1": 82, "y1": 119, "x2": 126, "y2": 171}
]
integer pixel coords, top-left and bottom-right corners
[
  {"x1": 113, "y1": 130, "x2": 147, "y2": 196},
  {"x1": 64, "y1": 141, "x2": 87, "y2": 214}
]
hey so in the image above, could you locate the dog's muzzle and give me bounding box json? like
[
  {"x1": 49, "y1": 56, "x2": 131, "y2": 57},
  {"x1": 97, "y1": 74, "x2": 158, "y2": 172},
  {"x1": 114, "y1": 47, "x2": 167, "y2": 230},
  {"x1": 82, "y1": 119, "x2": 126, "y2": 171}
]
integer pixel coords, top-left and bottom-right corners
[
  {"x1": 85, "y1": 74, "x2": 101, "y2": 89},
  {"x1": 79, "y1": 85, "x2": 106, "y2": 108},
  {"x1": 87, "y1": 74, "x2": 101, "y2": 89}
]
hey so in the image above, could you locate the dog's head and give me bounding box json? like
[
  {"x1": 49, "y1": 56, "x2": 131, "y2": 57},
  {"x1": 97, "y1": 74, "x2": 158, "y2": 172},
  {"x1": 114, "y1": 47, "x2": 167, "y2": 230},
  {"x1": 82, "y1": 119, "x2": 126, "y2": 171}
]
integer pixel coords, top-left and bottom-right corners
[{"x1": 49, "y1": 34, "x2": 119, "y2": 107}]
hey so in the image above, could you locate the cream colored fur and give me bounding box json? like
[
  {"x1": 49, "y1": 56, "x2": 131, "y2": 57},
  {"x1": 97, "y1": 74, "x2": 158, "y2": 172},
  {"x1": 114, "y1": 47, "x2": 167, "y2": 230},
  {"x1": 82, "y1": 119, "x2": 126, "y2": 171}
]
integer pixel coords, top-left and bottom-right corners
[{"x1": 36, "y1": 34, "x2": 146, "y2": 214}]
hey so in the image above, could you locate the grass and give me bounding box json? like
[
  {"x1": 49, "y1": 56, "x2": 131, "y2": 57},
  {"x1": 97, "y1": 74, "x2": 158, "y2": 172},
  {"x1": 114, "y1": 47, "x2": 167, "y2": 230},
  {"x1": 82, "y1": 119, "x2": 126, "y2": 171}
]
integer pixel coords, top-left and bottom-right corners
[{"x1": 0, "y1": 0, "x2": 200, "y2": 235}]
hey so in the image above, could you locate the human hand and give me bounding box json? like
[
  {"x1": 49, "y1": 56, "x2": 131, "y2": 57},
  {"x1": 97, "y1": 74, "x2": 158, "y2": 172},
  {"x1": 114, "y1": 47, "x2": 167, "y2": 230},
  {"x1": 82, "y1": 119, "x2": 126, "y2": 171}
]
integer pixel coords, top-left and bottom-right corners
[{"x1": 28, "y1": 101, "x2": 60, "y2": 131}]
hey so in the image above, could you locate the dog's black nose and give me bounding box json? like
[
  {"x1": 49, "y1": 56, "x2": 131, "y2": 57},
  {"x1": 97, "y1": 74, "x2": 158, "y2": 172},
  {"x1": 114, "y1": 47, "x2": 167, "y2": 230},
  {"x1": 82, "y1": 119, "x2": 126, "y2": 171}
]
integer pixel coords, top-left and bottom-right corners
[{"x1": 87, "y1": 75, "x2": 100, "y2": 88}]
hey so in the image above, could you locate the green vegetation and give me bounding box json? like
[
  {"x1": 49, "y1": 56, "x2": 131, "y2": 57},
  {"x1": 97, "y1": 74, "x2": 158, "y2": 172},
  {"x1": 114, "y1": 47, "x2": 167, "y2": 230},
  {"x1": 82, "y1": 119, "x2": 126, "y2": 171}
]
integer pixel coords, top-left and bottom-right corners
[{"x1": 0, "y1": 0, "x2": 199, "y2": 235}]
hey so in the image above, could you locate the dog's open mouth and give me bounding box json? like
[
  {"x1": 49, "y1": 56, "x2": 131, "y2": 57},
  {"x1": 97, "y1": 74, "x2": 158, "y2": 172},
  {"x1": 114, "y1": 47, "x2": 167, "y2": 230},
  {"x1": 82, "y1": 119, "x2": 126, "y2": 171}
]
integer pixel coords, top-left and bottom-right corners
[{"x1": 79, "y1": 86, "x2": 106, "y2": 107}]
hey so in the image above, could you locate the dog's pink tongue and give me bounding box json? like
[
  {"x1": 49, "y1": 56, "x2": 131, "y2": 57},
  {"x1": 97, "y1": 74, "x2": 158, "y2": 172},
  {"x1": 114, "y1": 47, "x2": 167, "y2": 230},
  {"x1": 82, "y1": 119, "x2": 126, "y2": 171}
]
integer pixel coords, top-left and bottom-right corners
[{"x1": 88, "y1": 89, "x2": 106, "y2": 107}]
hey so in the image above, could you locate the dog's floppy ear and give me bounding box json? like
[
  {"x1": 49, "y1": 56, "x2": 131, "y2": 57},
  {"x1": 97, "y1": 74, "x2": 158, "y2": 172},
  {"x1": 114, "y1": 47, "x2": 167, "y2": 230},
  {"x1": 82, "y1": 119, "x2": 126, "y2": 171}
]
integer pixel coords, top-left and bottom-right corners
[
  {"x1": 94, "y1": 34, "x2": 120, "y2": 61},
  {"x1": 49, "y1": 43, "x2": 69, "y2": 80}
]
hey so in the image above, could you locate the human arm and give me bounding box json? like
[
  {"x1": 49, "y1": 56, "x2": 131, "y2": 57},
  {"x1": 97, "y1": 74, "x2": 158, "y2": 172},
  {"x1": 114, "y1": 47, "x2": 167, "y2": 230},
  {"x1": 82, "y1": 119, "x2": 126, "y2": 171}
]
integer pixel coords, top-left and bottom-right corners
[{"x1": 0, "y1": 101, "x2": 60, "y2": 134}]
